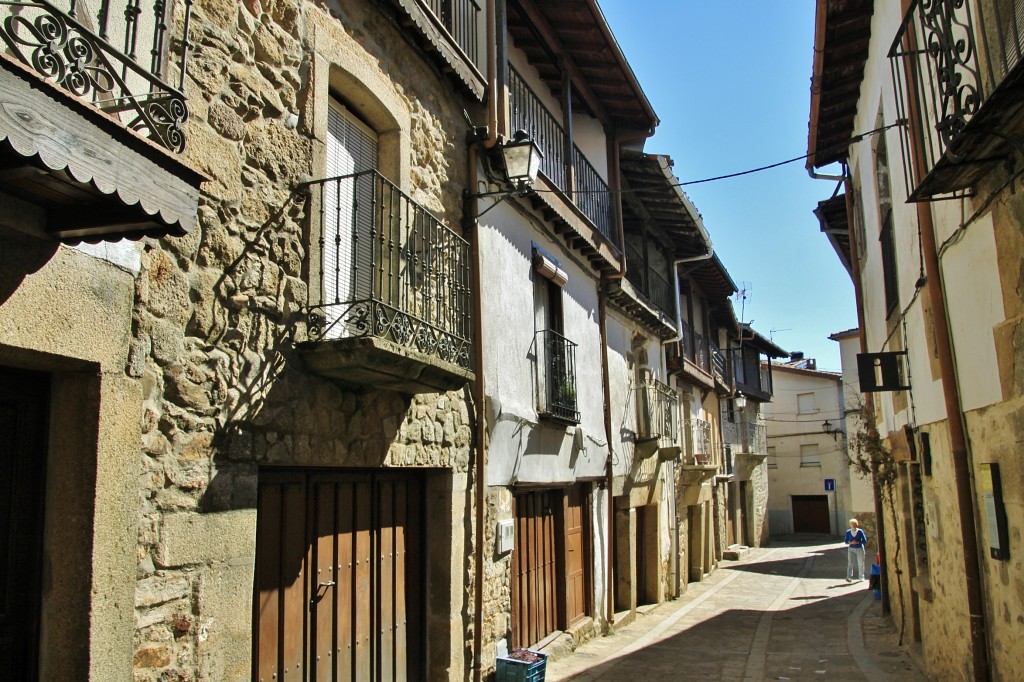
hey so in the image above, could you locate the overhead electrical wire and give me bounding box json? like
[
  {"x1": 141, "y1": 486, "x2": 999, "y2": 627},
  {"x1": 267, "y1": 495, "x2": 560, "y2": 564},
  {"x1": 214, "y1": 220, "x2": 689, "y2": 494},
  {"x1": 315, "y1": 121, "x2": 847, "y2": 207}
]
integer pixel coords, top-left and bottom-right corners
[{"x1": 521, "y1": 121, "x2": 904, "y2": 195}]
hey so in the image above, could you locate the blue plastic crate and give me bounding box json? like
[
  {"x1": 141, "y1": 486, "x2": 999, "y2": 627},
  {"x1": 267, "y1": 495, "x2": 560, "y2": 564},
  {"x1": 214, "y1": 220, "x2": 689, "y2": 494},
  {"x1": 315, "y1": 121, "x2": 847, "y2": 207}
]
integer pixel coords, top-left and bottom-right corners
[{"x1": 495, "y1": 650, "x2": 547, "y2": 682}]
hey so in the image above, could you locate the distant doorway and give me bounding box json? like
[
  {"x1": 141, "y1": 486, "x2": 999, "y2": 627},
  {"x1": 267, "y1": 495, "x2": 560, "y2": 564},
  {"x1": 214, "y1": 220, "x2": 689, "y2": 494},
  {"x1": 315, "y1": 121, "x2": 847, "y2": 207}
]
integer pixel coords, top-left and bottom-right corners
[{"x1": 792, "y1": 495, "x2": 831, "y2": 534}]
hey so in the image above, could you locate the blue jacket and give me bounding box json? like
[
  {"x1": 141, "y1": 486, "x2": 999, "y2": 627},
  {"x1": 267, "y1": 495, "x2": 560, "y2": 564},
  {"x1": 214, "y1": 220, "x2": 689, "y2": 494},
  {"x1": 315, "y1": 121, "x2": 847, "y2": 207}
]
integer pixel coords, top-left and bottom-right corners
[{"x1": 845, "y1": 528, "x2": 867, "y2": 548}]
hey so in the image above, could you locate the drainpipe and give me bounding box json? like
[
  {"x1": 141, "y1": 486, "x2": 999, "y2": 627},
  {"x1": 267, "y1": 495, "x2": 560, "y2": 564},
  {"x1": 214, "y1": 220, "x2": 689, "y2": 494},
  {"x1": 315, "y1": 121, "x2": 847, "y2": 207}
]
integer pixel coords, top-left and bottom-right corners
[
  {"x1": 666, "y1": 248, "x2": 715, "y2": 345},
  {"x1": 598, "y1": 280, "x2": 616, "y2": 627},
  {"x1": 466, "y1": 141, "x2": 489, "y2": 682},
  {"x1": 897, "y1": 4, "x2": 990, "y2": 677},
  {"x1": 609, "y1": 130, "x2": 658, "y2": 281},
  {"x1": 806, "y1": 0, "x2": 845, "y2": 184}
]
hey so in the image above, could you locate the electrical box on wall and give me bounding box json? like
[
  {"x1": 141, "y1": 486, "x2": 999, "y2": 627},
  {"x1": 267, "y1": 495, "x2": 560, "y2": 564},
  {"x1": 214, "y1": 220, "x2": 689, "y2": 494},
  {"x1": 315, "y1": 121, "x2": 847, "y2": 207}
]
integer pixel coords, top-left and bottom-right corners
[{"x1": 496, "y1": 520, "x2": 514, "y2": 555}]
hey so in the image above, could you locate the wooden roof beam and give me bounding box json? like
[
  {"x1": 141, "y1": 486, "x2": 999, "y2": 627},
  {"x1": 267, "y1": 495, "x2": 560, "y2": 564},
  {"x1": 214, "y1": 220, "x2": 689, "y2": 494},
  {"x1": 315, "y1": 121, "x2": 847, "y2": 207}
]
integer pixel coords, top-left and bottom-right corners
[{"x1": 514, "y1": 0, "x2": 614, "y2": 129}]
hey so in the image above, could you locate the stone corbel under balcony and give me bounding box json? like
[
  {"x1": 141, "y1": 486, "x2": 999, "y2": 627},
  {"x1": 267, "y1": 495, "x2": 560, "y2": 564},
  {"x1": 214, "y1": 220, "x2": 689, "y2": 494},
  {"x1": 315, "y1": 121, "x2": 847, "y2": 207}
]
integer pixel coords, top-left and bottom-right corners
[
  {"x1": 735, "y1": 451, "x2": 768, "y2": 480},
  {"x1": 299, "y1": 335, "x2": 475, "y2": 396},
  {"x1": 632, "y1": 437, "x2": 682, "y2": 462},
  {"x1": 678, "y1": 463, "x2": 717, "y2": 505},
  {"x1": 657, "y1": 443, "x2": 682, "y2": 461}
]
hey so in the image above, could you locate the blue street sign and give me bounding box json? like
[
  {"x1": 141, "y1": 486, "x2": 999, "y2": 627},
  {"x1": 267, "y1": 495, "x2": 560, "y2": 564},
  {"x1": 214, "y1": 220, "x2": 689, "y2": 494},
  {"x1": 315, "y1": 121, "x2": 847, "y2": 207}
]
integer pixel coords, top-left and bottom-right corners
[{"x1": 824, "y1": 478, "x2": 836, "y2": 491}]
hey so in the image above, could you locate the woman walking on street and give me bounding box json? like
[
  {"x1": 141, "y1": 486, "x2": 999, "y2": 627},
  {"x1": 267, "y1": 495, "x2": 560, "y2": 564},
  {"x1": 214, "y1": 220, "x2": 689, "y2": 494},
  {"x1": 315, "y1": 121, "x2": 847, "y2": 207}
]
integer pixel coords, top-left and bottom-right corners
[{"x1": 845, "y1": 518, "x2": 868, "y2": 582}]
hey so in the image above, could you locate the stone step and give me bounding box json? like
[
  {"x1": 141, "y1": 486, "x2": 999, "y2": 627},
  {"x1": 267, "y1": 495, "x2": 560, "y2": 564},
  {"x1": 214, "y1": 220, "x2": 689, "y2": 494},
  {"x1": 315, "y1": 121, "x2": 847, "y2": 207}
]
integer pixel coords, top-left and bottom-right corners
[{"x1": 723, "y1": 544, "x2": 751, "y2": 560}]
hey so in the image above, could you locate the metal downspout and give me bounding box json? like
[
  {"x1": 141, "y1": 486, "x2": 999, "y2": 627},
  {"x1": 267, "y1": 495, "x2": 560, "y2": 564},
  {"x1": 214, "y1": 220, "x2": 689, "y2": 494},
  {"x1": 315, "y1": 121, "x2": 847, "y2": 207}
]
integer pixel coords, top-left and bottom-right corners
[
  {"x1": 598, "y1": 280, "x2": 615, "y2": 626},
  {"x1": 666, "y1": 249, "x2": 715, "y2": 345},
  {"x1": 467, "y1": 140, "x2": 488, "y2": 682},
  {"x1": 471, "y1": 2, "x2": 501, "y2": 676}
]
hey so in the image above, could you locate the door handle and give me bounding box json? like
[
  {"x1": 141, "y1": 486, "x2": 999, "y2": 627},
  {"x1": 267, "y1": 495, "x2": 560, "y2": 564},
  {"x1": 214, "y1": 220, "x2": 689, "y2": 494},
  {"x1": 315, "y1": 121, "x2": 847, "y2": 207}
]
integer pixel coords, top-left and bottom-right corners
[{"x1": 319, "y1": 581, "x2": 336, "y2": 588}]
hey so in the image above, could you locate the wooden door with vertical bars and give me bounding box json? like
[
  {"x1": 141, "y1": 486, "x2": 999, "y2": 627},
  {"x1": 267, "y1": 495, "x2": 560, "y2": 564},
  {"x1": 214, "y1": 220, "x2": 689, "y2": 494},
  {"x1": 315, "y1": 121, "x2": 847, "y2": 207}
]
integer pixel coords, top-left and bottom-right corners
[
  {"x1": 254, "y1": 471, "x2": 424, "y2": 681},
  {"x1": 564, "y1": 484, "x2": 589, "y2": 625},
  {"x1": 511, "y1": 490, "x2": 560, "y2": 647}
]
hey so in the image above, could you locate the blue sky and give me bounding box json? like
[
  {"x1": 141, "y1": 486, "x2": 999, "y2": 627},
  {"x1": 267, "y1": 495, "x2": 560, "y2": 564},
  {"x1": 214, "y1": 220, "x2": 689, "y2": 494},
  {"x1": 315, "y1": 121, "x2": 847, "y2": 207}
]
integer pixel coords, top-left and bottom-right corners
[{"x1": 599, "y1": 1, "x2": 857, "y2": 371}]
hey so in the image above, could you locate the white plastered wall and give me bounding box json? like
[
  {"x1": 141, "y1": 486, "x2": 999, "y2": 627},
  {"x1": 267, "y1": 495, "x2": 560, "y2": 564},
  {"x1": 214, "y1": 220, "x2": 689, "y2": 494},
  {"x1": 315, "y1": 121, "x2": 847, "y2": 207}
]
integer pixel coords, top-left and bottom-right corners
[{"x1": 480, "y1": 199, "x2": 607, "y2": 485}]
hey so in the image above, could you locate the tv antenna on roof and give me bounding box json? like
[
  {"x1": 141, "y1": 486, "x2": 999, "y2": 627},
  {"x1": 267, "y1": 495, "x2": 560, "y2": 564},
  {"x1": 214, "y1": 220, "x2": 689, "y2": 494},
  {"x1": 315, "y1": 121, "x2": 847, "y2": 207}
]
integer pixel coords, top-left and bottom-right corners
[{"x1": 734, "y1": 282, "x2": 752, "y2": 324}]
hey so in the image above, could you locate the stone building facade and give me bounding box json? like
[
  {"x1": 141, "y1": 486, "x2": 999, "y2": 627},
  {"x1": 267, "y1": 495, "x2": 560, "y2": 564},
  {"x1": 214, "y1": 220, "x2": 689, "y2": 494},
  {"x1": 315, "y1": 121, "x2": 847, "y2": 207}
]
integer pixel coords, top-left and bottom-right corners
[
  {"x1": 765, "y1": 360, "x2": 848, "y2": 536},
  {"x1": 809, "y1": 1, "x2": 1024, "y2": 679},
  {"x1": 2, "y1": 0, "x2": 482, "y2": 679},
  {"x1": 0, "y1": 0, "x2": 786, "y2": 679}
]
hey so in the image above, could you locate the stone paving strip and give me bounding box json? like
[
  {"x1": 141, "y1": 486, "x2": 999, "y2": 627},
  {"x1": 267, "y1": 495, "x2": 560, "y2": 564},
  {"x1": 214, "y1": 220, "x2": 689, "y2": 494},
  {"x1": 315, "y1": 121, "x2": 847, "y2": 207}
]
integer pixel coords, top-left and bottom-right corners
[{"x1": 544, "y1": 539, "x2": 929, "y2": 682}]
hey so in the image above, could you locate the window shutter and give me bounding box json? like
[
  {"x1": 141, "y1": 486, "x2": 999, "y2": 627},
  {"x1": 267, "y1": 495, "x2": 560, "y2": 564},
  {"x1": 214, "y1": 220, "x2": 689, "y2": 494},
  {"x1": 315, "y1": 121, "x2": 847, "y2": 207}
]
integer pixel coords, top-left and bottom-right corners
[{"x1": 324, "y1": 103, "x2": 378, "y2": 337}]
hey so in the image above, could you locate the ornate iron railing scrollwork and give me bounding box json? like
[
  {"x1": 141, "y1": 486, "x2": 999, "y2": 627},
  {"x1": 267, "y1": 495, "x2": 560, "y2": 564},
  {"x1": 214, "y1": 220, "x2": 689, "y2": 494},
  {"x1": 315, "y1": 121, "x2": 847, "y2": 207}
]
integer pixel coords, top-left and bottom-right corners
[
  {"x1": 889, "y1": 0, "x2": 1024, "y2": 198},
  {"x1": 0, "y1": 0, "x2": 192, "y2": 153}
]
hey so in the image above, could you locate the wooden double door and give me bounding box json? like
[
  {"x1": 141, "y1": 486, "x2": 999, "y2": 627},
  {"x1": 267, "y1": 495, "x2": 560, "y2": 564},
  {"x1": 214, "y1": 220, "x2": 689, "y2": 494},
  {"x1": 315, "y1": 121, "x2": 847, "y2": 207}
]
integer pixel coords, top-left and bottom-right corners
[
  {"x1": 511, "y1": 484, "x2": 590, "y2": 647},
  {"x1": 254, "y1": 471, "x2": 425, "y2": 681}
]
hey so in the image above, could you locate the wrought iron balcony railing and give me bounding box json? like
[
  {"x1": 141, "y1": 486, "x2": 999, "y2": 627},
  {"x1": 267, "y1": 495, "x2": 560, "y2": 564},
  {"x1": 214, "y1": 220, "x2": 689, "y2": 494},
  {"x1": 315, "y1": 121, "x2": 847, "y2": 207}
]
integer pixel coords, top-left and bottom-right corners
[
  {"x1": 571, "y1": 142, "x2": 615, "y2": 240},
  {"x1": 509, "y1": 65, "x2": 615, "y2": 241},
  {"x1": 304, "y1": 170, "x2": 472, "y2": 370},
  {"x1": 710, "y1": 339, "x2": 728, "y2": 382},
  {"x1": 684, "y1": 416, "x2": 713, "y2": 464},
  {"x1": 722, "y1": 419, "x2": 767, "y2": 456},
  {"x1": 625, "y1": 241, "x2": 676, "y2": 318},
  {"x1": 693, "y1": 330, "x2": 709, "y2": 374},
  {"x1": 635, "y1": 378, "x2": 678, "y2": 444},
  {"x1": 421, "y1": 0, "x2": 483, "y2": 72},
  {"x1": 890, "y1": 0, "x2": 1024, "y2": 199},
  {"x1": 732, "y1": 349, "x2": 772, "y2": 398},
  {"x1": 536, "y1": 329, "x2": 580, "y2": 424},
  {"x1": 0, "y1": 0, "x2": 193, "y2": 153}
]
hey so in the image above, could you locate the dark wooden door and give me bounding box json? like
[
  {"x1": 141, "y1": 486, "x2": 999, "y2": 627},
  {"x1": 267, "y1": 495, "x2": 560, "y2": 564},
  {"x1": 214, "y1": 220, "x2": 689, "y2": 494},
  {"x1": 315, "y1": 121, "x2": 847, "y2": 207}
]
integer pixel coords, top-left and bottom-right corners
[
  {"x1": 511, "y1": 490, "x2": 560, "y2": 647},
  {"x1": 0, "y1": 369, "x2": 49, "y2": 681},
  {"x1": 739, "y1": 481, "x2": 750, "y2": 546},
  {"x1": 564, "y1": 484, "x2": 589, "y2": 625},
  {"x1": 254, "y1": 471, "x2": 424, "y2": 681},
  {"x1": 792, "y1": 495, "x2": 831, "y2": 534}
]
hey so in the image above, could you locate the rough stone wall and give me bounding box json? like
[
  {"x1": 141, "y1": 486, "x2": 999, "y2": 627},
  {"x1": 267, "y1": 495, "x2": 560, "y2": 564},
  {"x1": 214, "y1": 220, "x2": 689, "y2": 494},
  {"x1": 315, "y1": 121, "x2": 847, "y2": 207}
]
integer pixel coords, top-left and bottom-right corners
[
  {"x1": 749, "y1": 461, "x2": 769, "y2": 547},
  {"x1": 482, "y1": 488, "x2": 514, "y2": 673},
  {"x1": 675, "y1": 486, "x2": 690, "y2": 592},
  {"x1": 971, "y1": 168, "x2": 1024, "y2": 682},
  {"x1": 129, "y1": 1, "x2": 477, "y2": 679},
  {"x1": 712, "y1": 483, "x2": 727, "y2": 561},
  {"x1": 879, "y1": 422, "x2": 973, "y2": 681}
]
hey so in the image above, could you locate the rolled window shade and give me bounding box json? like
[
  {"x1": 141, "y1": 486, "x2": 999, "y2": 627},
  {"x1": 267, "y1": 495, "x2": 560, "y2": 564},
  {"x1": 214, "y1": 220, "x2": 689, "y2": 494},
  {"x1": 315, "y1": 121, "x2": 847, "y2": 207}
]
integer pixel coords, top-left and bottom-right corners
[{"x1": 533, "y1": 250, "x2": 568, "y2": 286}]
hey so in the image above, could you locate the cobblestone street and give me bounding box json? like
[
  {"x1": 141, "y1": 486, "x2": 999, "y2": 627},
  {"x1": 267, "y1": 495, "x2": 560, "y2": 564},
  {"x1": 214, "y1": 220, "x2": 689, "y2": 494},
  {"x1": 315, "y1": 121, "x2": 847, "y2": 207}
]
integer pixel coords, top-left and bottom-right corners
[{"x1": 546, "y1": 537, "x2": 927, "y2": 682}]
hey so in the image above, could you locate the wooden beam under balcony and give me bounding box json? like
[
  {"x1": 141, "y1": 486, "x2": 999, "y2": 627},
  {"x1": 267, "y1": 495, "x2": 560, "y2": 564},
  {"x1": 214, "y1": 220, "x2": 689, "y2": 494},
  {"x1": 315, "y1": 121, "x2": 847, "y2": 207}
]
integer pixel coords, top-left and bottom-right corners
[{"x1": 525, "y1": 175, "x2": 621, "y2": 274}]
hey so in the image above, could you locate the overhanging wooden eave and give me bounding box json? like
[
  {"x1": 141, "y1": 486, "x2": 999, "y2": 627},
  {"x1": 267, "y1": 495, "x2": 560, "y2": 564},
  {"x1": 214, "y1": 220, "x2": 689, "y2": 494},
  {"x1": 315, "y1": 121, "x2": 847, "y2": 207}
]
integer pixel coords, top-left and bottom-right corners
[{"x1": 0, "y1": 55, "x2": 204, "y2": 243}]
